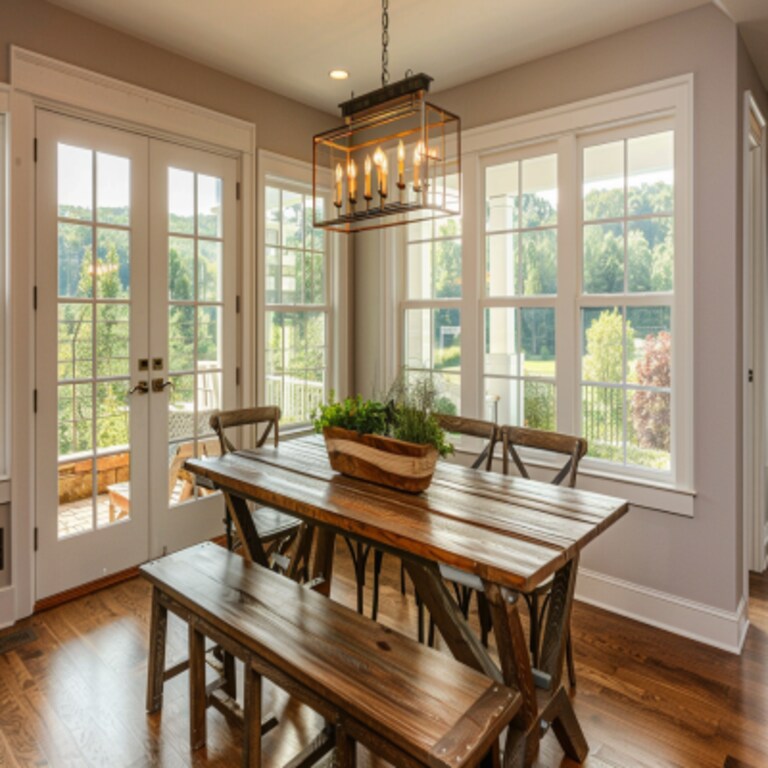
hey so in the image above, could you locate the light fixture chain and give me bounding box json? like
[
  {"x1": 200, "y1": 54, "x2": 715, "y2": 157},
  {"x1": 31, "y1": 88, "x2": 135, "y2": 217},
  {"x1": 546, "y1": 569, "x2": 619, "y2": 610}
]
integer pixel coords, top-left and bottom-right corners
[{"x1": 381, "y1": 0, "x2": 390, "y2": 87}]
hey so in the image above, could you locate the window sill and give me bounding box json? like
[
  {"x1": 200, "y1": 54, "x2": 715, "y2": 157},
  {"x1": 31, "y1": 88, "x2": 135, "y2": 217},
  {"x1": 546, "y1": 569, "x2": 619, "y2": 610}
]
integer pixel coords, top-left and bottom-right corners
[
  {"x1": 452, "y1": 446, "x2": 695, "y2": 518},
  {"x1": 281, "y1": 424, "x2": 316, "y2": 440}
]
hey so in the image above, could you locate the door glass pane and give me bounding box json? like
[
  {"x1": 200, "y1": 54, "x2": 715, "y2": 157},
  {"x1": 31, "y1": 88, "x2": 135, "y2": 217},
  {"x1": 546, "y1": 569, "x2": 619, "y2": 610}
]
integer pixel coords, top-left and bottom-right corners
[
  {"x1": 57, "y1": 144, "x2": 134, "y2": 537},
  {"x1": 169, "y1": 236, "x2": 195, "y2": 301},
  {"x1": 58, "y1": 223, "x2": 94, "y2": 298},
  {"x1": 97, "y1": 152, "x2": 130, "y2": 226},
  {"x1": 197, "y1": 306, "x2": 221, "y2": 366},
  {"x1": 58, "y1": 144, "x2": 92, "y2": 221},
  {"x1": 96, "y1": 228, "x2": 130, "y2": 299},
  {"x1": 96, "y1": 381, "x2": 129, "y2": 451},
  {"x1": 198, "y1": 174, "x2": 222, "y2": 237},
  {"x1": 198, "y1": 240, "x2": 222, "y2": 302},
  {"x1": 167, "y1": 168, "x2": 226, "y2": 503},
  {"x1": 58, "y1": 303, "x2": 93, "y2": 380},
  {"x1": 169, "y1": 305, "x2": 195, "y2": 371},
  {"x1": 169, "y1": 168, "x2": 195, "y2": 234},
  {"x1": 98, "y1": 453, "x2": 131, "y2": 530},
  {"x1": 96, "y1": 303, "x2": 130, "y2": 377}
]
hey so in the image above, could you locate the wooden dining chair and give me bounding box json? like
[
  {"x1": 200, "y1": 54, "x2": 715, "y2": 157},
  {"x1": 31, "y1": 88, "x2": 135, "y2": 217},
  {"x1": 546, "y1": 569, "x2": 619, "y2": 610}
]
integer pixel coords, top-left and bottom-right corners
[
  {"x1": 209, "y1": 407, "x2": 302, "y2": 568},
  {"x1": 500, "y1": 425, "x2": 588, "y2": 688},
  {"x1": 371, "y1": 414, "x2": 501, "y2": 642}
]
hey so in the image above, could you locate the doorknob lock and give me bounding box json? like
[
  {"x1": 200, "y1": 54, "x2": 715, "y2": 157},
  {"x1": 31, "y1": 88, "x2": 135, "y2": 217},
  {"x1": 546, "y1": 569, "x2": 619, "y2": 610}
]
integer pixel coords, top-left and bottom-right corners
[
  {"x1": 127, "y1": 381, "x2": 149, "y2": 396},
  {"x1": 152, "y1": 378, "x2": 174, "y2": 393}
]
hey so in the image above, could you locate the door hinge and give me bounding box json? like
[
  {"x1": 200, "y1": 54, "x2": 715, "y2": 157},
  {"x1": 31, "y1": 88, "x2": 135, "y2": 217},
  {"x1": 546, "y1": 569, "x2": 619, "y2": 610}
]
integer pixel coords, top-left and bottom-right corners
[
  {"x1": 749, "y1": 369, "x2": 754, "y2": 383},
  {"x1": 236, "y1": 181, "x2": 241, "y2": 201},
  {"x1": 236, "y1": 367, "x2": 241, "y2": 387},
  {"x1": 34, "y1": 527, "x2": 39, "y2": 552},
  {"x1": 33, "y1": 389, "x2": 38, "y2": 413},
  {"x1": 236, "y1": 295, "x2": 241, "y2": 314},
  {"x1": 33, "y1": 286, "x2": 38, "y2": 310},
  {"x1": 33, "y1": 138, "x2": 38, "y2": 163}
]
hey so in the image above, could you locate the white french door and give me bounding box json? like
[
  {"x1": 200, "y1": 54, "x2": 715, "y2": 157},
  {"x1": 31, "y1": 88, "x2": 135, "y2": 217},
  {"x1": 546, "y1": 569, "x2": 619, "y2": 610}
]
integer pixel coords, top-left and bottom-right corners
[{"x1": 35, "y1": 111, "x2": 238, "y2": 600}]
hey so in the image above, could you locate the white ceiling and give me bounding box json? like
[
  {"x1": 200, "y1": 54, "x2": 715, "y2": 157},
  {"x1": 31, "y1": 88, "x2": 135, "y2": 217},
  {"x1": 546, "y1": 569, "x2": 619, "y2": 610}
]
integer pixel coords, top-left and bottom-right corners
[
  {"x1": 46, "y1": 0, "x2": 752, "y2": 114},
  {"x1": 719, "y1": 0, "x2": 768, "y2": 91}
]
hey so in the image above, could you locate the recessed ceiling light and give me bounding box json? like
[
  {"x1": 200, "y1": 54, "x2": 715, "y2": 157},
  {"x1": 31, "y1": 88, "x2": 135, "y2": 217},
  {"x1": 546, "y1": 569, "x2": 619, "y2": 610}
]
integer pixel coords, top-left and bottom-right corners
[{"x1": 329, "y1": 69, "x2": 349, "y2": 81}]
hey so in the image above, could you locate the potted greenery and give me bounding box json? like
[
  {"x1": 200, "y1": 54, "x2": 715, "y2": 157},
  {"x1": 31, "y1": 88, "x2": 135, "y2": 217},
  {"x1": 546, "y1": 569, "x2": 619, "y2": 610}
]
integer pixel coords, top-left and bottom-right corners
[{"x1": 313, "y1": 375, "x2": 453, "y2": 493}]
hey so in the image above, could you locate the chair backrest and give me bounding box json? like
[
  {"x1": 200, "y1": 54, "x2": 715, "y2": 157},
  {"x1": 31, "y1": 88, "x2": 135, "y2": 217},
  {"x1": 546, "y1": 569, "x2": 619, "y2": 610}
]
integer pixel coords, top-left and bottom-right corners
[
  {"x1": 209, "y1": 406, "x2": 281, "y2": 455},
  {"x1": 434, "y1": 414, "x2": 501, "y2": 471},
  {"x1": 501, "y1": 426, "x2": 587, "y2": 488}
]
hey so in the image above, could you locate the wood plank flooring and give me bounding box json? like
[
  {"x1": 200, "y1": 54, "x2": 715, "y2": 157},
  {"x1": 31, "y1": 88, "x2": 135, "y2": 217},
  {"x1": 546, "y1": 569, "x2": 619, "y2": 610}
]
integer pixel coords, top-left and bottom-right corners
[{"x1": 0, "y1": 543, "x2": 765, "y2": 767}]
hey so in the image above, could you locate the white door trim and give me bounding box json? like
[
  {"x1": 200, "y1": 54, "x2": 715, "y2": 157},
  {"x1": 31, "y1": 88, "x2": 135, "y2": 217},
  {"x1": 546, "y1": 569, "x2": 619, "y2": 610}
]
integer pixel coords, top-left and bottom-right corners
[
  {"x1": 8, "y1": 49, "x2": 256, "y2": 622},
  {"x1": 742, "y1": 90, "x2": 767, "y2": 589},
  {"x1": 11, "y1": 48, "x2": 255, "y2": 156}
]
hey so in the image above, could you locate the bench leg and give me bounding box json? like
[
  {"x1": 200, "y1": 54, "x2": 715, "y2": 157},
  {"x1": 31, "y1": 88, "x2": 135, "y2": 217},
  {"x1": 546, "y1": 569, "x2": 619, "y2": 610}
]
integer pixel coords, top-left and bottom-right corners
[
  {"x1": 335, "y1": 722, "x2": 356, "y2": 768},
  {"x1": 243, "y1": 657, "x2": 262, "y2": 768},
  {"x1": 146, "y1": 587, "x2": 168, "y2": 713},
  {"x1": 189, "y1": 622, "x2": 207, "y2": 750}
]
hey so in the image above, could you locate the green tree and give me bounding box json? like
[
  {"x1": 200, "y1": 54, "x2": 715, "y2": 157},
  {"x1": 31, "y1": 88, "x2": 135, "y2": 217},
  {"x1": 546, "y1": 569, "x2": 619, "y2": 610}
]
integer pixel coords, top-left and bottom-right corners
[
  {"x1": 583, "y1": 309, "x2": 632, "y2": 383},
  {"x1": 582, "y1": 309, "x2": 634, "y2": 455},
  {"x1": 584, "y1": 225, "x2": 623, "y2": 293}
]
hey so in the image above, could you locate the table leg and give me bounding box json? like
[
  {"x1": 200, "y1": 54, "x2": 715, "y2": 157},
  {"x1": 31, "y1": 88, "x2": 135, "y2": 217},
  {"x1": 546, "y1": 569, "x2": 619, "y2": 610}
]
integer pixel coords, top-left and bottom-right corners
[
  {"x1": 188, "y1": 620, "x2": 207, "y2": 750},
  {"x1": 146, "y1": 585, "x2": 167, "y2": 713},
  {"x1": 223, "y1": 491, "x2": 270, "y2": 568},
  {"x1": 403, "y1": 560, "x2": 502, "y2": 682},
  {"x1": 310, "y1": 527, "x2": 336, "y2": 598},
  {"x1": 482, "y1": 582, "x2": 539, "y2": 768}
]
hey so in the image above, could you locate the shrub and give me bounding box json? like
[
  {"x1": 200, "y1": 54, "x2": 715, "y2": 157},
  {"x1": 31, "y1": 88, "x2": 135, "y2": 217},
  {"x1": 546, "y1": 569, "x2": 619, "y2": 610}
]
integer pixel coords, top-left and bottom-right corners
[{"x1": 630, "y1": 331, "x2": 671, "y2": 452}]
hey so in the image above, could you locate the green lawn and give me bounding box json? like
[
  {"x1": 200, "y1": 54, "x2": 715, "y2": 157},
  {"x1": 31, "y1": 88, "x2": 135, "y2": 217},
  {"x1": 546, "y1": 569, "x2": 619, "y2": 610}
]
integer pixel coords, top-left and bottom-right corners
[{"x1": 524, "y1": 359, "x2": 556, "y2": 377}]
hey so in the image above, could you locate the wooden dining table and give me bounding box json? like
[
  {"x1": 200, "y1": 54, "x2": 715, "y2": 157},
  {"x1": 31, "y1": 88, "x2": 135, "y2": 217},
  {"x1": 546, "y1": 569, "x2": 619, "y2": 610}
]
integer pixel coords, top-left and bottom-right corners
[{"x1": 185, "y1": 434, "x2": 629, "y2": 767}]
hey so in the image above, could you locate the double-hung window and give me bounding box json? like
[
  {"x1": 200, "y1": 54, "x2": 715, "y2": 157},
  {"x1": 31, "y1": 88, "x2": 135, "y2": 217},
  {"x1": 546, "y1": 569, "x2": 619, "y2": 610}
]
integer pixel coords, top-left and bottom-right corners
[
  {"x1": 579, "y1": 126, "x2": 674, "y2": 471},
  {"x1": 395, "y1": 78, "x2": 692, "y2": 494},
  {"x1": 263, "y1": 180, "x2": 330, "y2": 425},
  {"x1": 483, "y1": 149, "x2": 558, "y2": 429},
  {"x1": 402, "y1": 175, "x2": 462, "y2": 414}
]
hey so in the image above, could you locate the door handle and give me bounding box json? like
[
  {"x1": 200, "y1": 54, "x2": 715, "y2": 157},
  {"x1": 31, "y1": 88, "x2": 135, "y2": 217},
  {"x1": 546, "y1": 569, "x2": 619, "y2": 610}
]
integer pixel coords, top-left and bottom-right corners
[
  {"x1": 152, "y1": 378, "x2": 175, "y2": 393},
  {"x1": 127, "y1": 381, "x2": 149, "y2": 396}
]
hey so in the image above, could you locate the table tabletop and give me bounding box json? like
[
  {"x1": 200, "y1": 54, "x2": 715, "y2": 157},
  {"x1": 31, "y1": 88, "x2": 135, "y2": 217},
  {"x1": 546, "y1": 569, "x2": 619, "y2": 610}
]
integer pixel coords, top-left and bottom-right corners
[{"x1": 185, "y1": 434, "x2": 628, "y2": 593}]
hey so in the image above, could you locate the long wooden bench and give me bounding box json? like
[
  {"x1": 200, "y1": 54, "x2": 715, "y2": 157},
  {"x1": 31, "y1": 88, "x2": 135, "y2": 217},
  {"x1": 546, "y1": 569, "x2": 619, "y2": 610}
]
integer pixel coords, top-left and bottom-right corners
[{"x1": 141, "y1": 542, "x2": 521, "y2": 768}]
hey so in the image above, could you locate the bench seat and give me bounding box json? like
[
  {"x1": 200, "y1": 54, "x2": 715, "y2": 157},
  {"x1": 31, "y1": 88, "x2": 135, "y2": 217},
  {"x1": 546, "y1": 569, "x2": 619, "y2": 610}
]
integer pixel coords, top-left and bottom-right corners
[{"x1": 140, "y1": 542, "x2": 520, "y2": 768}]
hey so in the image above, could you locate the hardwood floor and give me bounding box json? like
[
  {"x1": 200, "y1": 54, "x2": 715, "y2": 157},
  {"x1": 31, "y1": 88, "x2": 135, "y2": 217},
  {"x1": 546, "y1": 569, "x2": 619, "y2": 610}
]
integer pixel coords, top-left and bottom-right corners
[{"x1": 0, "y1": 545, "x2": 765, "y2": 767}]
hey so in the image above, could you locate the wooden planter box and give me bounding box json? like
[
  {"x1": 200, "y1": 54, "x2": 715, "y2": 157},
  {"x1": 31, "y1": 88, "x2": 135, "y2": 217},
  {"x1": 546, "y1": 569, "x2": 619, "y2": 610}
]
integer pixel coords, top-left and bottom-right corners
[{"x1": 323, "y1": 427, "x2": 438, "y2": 494}]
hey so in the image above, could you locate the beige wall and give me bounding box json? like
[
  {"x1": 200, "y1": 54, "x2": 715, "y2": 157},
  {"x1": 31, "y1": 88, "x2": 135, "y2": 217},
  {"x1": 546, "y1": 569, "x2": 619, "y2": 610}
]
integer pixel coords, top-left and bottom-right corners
[
  {"x1": 356, "y1": 4, "x2": 751, "y2": 617},
  {"x1": 0, "y1": 0, "x2": 337, "y2": 159}
]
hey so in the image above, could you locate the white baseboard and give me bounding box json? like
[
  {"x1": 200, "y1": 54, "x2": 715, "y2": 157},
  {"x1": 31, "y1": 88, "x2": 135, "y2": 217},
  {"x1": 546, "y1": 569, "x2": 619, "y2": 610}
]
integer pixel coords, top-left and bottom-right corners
[
  {"x1": 576, "y1": 568, "x2": 748, "y2": 654},
  {"x1": 0, "y1": 587, "x2": 14, "y2": 630}
]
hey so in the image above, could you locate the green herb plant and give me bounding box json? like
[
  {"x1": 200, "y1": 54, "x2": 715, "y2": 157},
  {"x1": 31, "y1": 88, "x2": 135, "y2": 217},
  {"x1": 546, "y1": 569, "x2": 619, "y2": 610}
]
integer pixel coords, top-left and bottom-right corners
[{"x1": 313, "y1": 374, "x2": 454, "y2": 458}]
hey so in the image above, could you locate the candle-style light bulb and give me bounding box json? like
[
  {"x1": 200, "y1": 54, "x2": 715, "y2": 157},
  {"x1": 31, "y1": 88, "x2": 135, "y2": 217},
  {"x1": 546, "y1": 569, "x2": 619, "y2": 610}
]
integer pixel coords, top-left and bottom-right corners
[
  {"x1": 397, "y1": 140, "x2": 405, "y2": 187},
  {"x1": 380, "y1": 156, "x2": 388, "y2": 199},
  {"x1": 413, "y1": 144, "x2": 422, "y2": 192},
  {"x1": 334, "y1": 163, "x2": 343, "y2": 208},
  {"x1": 347, "y1": 159, "x2": 357, "y2": 203},
  {"x1": 364, "y1": 155, "x2": 372, "y2": 200}
]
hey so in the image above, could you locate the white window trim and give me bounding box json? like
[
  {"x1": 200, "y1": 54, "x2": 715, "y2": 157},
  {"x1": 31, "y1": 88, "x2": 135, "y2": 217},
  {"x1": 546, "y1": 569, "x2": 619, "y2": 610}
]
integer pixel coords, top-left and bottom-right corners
[
  {"x1": 386, "y1": 75, "x2": 694, "y2": 516},
  {"x1": 256, "y1": 150, "x2": 350, "y2": 428}
]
